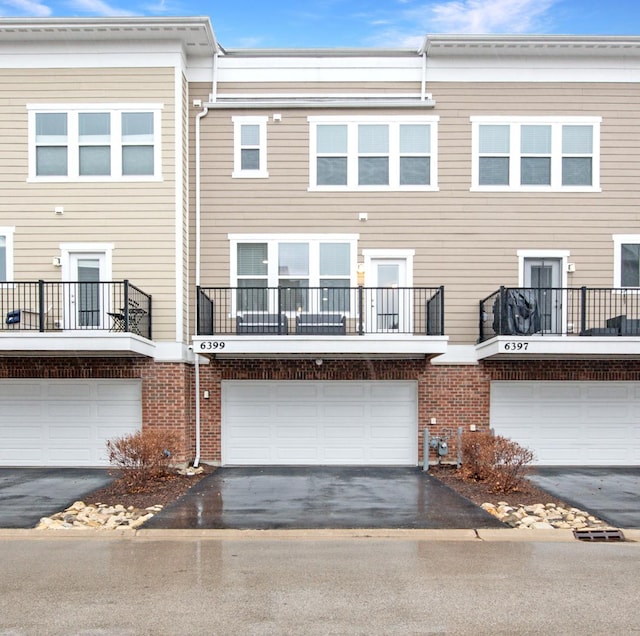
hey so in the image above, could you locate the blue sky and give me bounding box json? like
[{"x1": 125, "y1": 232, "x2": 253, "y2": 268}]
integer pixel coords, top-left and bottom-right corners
[{"x1": 0, "y1": 0, "x2": 639, "y2": 49}]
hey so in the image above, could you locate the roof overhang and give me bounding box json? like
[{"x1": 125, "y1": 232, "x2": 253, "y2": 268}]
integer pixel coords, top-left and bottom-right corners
[
  {"x1": 420, "y1": 34, "x2": 640, "y2": 57},
  {"x1": 0, "y1": 17, "x2": 219, "y2": 57}
]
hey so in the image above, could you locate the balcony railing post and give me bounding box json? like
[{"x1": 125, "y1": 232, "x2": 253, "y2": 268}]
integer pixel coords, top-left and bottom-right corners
[
  {"x1": 498, "y1": 286, "x2": 506, "y2": 336},
  {"x1": 147, "y1": 294, "x2": 152, "y2": 340},
  {"x1": 123, "y1": 280, "x2": 130, "y2": 333},
  {"x1": 439, "y1": 286, "x2": 445, "y2": 336},
  {"x1": 196, "y1": 285, "x2": 201, "y2": 335},
  {"x1": 580, "y1": 286, "x2": 587, "y2": 335},
  {"x1": 277, "y1": 287, "x2": 283, "y2": 335},
  {"x1": 358, "y1": 285, "x2": 364, "y2": 335},
  {"x1": 38, "y1": 280, "x2": 45, "y2": 332}
]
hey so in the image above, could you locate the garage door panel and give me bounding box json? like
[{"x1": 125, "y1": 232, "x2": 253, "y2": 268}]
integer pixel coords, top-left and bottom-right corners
[
  {"x1": 1, "y1": 425, "x2": 42, "y2": 440},
  {"x1": 323, "y1": 384, "x2": 367, "y2": 399},
  {"x1": 223, "y1": 381, "x2": 417, "y2": 466},
  {"x1": 0, "y1": 379, "x2": 141, "y2": 467},
  {"x1": 275, "y1": 403, "x2": 318, "y2": 417},
  {"x1": 491, "y1": 381, "x2": 640, "y2": 466}
]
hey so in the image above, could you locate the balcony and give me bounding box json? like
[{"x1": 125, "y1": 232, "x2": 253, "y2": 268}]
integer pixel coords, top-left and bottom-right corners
[
  {"x1": 0, "y1": 280, "x2": 154, "y2": 357},
  {"x1": 477, "y1": 286, "x2": 640, "y2": 359},
  {"x1": 193, "y1": 286, "x2": 448, "y2": 358}
]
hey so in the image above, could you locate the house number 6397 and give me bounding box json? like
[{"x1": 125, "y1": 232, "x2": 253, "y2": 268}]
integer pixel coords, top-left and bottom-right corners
[{"x1": 502, "y1": 342, "x2": 529, "y2": 351}]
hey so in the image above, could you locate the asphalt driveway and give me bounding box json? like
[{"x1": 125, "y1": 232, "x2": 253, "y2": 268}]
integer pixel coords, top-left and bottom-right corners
[
  {"x1": 144, "y1": 466, "x2": 505, "y2": 530},
  {"x1": 0, "y1": 467, "x2": 114, "y2": 528},
  {"x1": 528, "y1": 467, "x2": 640, "y2": 529}
]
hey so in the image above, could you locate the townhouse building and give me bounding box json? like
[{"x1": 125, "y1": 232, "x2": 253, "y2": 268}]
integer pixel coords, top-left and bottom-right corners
[{"x1": 2, "y1": 18, "x2": 640, "y2": 467}]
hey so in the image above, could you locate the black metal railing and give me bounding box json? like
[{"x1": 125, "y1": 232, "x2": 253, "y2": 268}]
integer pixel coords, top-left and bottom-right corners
[
  {"x1": 1, "y1": 280, "x2": 152, "y2": 339},
  {"x1": 479, "y1": 286, "x2": 640, "y2": 342},
  {"x1": 197, "y1": 286, "x2": 444, "y2": 336}
]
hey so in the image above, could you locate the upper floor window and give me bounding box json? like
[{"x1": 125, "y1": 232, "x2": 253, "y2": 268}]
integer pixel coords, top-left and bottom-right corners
[
  {"x1": 471, "y1": 116, "x2": 601, "y2": 192},
  {"x1": 28, "y1": 104, "x2": 162, "y2": 181},
  {"x1": 230, "y1": 234, "x2": 357, "y2": 313},
  {"x1": 233, "y1": 116, "x2": 268, "y2": 178},
  {"x1": 0, "y1": 227, "x2": 15, "y2": 282},
  {"x1": 613, "y1": 235, "x2": 640, "y2": 287},
  {"x1": 308, "y1": 116, "x2": 439, "y2": 191}
]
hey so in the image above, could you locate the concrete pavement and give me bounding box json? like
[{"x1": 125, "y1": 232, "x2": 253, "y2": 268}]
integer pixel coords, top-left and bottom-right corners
[{"x1": 1, "y1": 536, "x2": 639, "y2": 634}]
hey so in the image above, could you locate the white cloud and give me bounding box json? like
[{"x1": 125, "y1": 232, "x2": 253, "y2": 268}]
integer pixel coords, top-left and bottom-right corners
[
  {"x1": 67, "y1": 0, "x2": 136, "y2": 16},
  {"x1": 0, "y1": 0, "x2": 52, "y2": 16},
  {"x1": 367, "y1": 0, "x2": 557, "y2": 48},
  {"x1": 417, "y1": 0, "x2": 557, "y2": 34}
]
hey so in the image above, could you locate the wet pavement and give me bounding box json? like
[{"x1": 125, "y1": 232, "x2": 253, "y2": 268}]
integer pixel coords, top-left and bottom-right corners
[
  {"x1": 0, "y1": 467, "x2": 113, "y2": 528},
  {"x1": 144, "y1": 466, "x2": 506, "y2": 530},
  {"x1": 528, "y1": 466, "x2": 640, "y2": 528}
]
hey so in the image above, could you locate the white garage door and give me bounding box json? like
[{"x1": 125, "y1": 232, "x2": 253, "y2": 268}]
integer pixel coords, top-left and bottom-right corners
[
  {"x1": 491, "y1": 381, "x2": 640, "y2": 466},
  {"x1": 222, "y1": 381, "x2": 417, "y2": 466},
  {"x1": 0, "y1": 379, "x2": 142, "y2": 467}
]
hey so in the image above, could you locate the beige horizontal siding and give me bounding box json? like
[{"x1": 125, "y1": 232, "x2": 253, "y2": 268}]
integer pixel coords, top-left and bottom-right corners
[
  {"x1": 193, "y1": 81, "x2": 640, "y2": 344},
  {"x1": 0, "y1": 67, "x2": 181, "y2": 343}
]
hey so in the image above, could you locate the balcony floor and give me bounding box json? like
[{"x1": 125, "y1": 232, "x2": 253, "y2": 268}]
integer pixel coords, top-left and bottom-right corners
[{"x1": 192, "y1": 333, "x2": 448, "y2": 359}]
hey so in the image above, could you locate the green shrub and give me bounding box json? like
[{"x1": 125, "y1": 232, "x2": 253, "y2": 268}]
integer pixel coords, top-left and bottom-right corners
[
  {"x1": 460, "y1": 431, "x2": 535, "y2": 494},
  {"x1": 106, "y1": 429, "x2": 179, "y2": 493}
]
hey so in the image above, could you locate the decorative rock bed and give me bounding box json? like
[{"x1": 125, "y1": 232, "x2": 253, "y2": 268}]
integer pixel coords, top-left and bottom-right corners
[
  {"x1": 482, "y1": 501, "x2": 614, "y2": 530},
  {"x1": 36, "y1": 501, "x2": 163, "y2": 531}
]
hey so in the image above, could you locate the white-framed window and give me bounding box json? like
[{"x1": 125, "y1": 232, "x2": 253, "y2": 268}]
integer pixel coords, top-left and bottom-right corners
[
  {"x1": 613, "y1": 235, "x2": 640, "y2": 287},
  {"x1": 230, "y1": 234, "x2": 358, "y2": 313},
  {"x1": 27, "y1": 104, "x2": 163, "y2": 181},
  {"x1": 232, "y1": 116, "x2": 269, "y2": 178},
  {"x1": 308, "y1": 116, "x2": 439, "y2": 191},
  {"x1": 471, "y1": 116, "x2": 601, "y2": 192},
  {"x1": 0, "y1": 226, "x2": 15, "y2": 283}
]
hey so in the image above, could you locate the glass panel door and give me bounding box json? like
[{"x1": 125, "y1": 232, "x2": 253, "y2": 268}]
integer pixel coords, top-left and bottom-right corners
[
  {"x1": 524, "y1": 258, "x2": 562, "y2": 334},
  {"x1": 369, "y1": 258, "x2": 408, "y2": 332},
  {"x1": 65, "y1": 253, "x2": 108, "y2": 329}
]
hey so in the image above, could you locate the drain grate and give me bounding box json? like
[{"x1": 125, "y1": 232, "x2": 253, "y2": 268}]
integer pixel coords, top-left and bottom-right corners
[{"x1": 573, "y1": 528, "x2": 625, "y2": 542}]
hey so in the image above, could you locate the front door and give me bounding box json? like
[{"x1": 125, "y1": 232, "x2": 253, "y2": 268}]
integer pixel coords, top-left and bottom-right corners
[
  {"x1": 65, "y1": 253, "x2": 108, "y2": 329},
  {"x1": 524, "y1": 258, "x2": 562, "y2": 333},
  {"x1": 368, "y1": 258, "x2": 409, "y2": 332}
]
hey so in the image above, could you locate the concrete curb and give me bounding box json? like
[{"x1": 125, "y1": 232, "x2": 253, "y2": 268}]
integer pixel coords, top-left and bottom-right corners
[{"x1": 0, "y1": 526, "x2": 637, "y2": 542}]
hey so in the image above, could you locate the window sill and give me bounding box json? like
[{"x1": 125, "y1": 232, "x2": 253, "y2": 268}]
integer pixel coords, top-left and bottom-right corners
[
  {"x1": 470, "y1": 186, "x2": 601, "y2": 193},
  {"x1": 28, "y1": 176, "x2": 163, "y2": 183},
  {"x1": 308, "y1": 185, "x2": 439, "y2": 193}
]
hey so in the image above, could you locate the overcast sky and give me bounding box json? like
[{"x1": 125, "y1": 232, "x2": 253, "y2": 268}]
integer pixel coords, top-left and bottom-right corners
[{"x1": 1, "y1": 0, "x2": 639, "y2": 49}]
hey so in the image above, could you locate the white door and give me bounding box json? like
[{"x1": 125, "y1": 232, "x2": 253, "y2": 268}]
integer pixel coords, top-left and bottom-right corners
[
  {"x1": 0, "y1": 379, "x2": 142, "y2": 466},
  {"x1": 491, "y1": 381, "x2": 640, "y2": 465},
  {"x1": 222, "y1": 381, "x2": 418, "y2": 466},
  {"x1": 65, "y1": 253, "x2": 109, "y2": 329},
  {"x1": 524, "y1": 257, "x2": 562, "y2": 334},
  {"x1": 368, "y1": 258, "x2": 409, "y2": 332}
]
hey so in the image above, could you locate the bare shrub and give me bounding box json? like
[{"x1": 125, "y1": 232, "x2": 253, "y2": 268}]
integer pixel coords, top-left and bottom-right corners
[
  {"x1": 106, "y1": 429, "x2": 180, "y2": 493},
  {"x1": 459, "y1": 432, "x2": 535, "y2": 494}
]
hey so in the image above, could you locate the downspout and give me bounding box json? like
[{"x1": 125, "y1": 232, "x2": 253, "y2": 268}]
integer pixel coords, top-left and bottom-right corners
[
  {"x1": 421, "y1": 50, "x2": 427, "y2": 102},
  {"x1": 192, "y1": 53, "x2": 216, "y2": 468}
]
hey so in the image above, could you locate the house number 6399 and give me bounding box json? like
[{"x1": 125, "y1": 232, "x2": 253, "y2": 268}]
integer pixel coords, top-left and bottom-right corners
[{"x1": 199, "y1": 341, "x2": 226, "y2": 350}]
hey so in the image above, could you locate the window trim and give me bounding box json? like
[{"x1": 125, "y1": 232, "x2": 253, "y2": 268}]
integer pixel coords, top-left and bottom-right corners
[
  {"x1": 27, "y1": 103, "x2": 163, "y2": 182},
  {"x1": 232, "y1": 116, "x2": 269, "y2": 179},
  {"x1": 308, "y1": 115, "x2": 439, "y2": 192},
  {"x1": 516, "y1": 249, "x2": 569, "y2": 288},
  {"x1": 0, "y1": 226, "x2": 15, "y2": 285},
  {"x1": 471, "y1": 116, "x2": 601, "y2": 192},
  {"x1": 613, "y1": 235, "x2": 640, "y2": 288}
]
